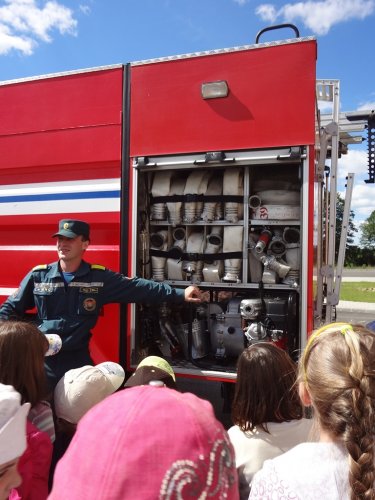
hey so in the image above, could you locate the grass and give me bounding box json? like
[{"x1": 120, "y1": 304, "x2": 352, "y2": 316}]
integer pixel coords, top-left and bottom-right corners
[{"x1": 339, "y1": 282, "x2": 375, "y2": 303}]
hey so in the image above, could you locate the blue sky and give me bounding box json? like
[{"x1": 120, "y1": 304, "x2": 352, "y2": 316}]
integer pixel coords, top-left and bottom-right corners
[{"x1": 0, "y1": 0, "x2": 374, "y2": 243}]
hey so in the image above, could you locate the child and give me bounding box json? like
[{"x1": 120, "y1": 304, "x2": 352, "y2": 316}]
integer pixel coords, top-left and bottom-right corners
[
  {"x1": 54, "y1": 361, "x2": 125, "y2": 429},
  {"x1": 0, "y1": 321, "x2": 61, "y2": 499},
  {"x1": 0, "y1": 383, "x2": 30, "y2": 500},
  {"x1": 51, "y1": 361, "x2": 125, "y2": 476},
  {"x1": 250, "y1": 322, "x2": 375, "y2": 499},
  {"x1": 49, "y1": 385, "x2": 239, "y2": 499},
  {"x1": 124, "y1": 355, "x2": 177, "y2": 389},
  {"x1": 228, "y1": 343, "x2": 312, "y2": 498}
]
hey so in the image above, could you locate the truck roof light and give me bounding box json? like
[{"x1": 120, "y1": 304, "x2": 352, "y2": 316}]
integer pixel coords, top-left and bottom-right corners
[
  {"x1": 136, "y1": 156, "x2": 149, "y2": 167},
  {"x1": 205, "y1": 151, "x2": 226, "y2": 163},
  {"x1": 201, "y1": 80, "x2": 228, "y2": 99}
]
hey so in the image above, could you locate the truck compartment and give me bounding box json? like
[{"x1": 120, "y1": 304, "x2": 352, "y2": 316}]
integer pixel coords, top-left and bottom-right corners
[{"x1": 130, "y1": 149, "x2": 304, "y2": 377}]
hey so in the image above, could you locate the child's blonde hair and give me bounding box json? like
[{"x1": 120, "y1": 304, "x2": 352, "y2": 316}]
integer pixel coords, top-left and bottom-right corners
[{"x1": 299, "y1": 322, "x2": 375, "y2": 499}]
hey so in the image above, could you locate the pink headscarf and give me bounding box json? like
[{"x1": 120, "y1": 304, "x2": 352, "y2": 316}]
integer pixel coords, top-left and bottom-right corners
[{"x1": 49, "y1": 385, "x2": 239, "y2": 499}]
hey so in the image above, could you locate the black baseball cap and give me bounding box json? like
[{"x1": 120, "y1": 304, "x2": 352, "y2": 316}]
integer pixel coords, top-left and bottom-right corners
[{"x1": 53, "y1": 219, "x2": 90, "y2": 239}]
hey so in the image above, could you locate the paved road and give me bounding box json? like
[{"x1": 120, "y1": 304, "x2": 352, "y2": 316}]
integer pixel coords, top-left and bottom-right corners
[
  {"x1": 342, "y1": 268, "x2": 375, "y2": 279},
  {"x1": 337, "y1": 308, "x2": 374, "y2": 326}
]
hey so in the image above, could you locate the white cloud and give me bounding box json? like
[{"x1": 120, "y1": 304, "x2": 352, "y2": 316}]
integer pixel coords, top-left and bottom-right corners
[
  {"x1": 0, "y1": 0, "x2": 77, "y2": 55},
  {"x1": 79, "y1": 4, "x2": 91, "y2": 15},
  {"x1": 337, "y1": 178, "x2": 373, "y2": 246},
  {"x1": 337, "y1": 150, "x2": 373, "y2": 227},
  {"x1": 233, "y1": 0, "x2": 250, "y2": 5},
  {"x1": 337, "y1": 149, "x2": 368, "y2": 180},
  {"x1": 255, "y1": 3, "x2": 277, "y2": 21},
  {"x1": 317, "y1": 100, "x2": 333, "y2": 114},
  {"x1": 0, "y1": 21, "x2": 34, "y2": 54},
  {"x1": 255, "y1": 0, "x2": 375, "y2": 35},
  {"x1": 347, "y1": 183, "x2": 375, "y2": 220},
  {"x1": 358, "y1": 101, "x2": 375, "y2": 111}
]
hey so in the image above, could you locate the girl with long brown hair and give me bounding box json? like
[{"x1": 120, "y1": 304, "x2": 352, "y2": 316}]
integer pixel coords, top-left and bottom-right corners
[
  {"x1": 229, "y1": 342, "x2": 312, "y2": 498},
  {"x1": 0, "y1": 321, "x2": 60, "y2": 499}
]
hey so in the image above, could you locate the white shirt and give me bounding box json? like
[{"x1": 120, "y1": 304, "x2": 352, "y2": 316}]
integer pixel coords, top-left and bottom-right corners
[
  {"x1": 249, "y1": 442, "x2": 350, "y2": 500},
  {"x1": 228, "y1": 419, "x2": 313, "y2": 499}
]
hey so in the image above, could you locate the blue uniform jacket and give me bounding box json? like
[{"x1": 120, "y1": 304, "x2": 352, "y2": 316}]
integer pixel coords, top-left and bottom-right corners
[{"x1": 0, "y1": 260, "x2": 185, "y2": 352}]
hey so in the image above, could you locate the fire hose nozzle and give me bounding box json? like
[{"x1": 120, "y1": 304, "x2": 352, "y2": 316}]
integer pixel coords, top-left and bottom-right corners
[
  {"x1": 260, "y1": 254, "x2": 290, "y2": 279},
  {"x1": 268, "y1": 236, "x2": 286, "y2": 257},
  {"x1": 255, "y1": 229, "x2": 272, "y2": 254}
]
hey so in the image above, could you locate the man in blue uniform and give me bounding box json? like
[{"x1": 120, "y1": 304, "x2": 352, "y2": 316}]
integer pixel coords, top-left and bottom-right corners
[{"x1": 0, "y1": 219, "x2": 201, "y2": 388}]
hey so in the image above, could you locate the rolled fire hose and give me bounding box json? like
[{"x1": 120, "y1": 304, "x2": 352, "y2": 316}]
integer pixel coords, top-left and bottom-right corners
[
  {"x1": 196, "y1": 171, "x2": 211, "y2": 220},
  {"x1": 182, "y1": 231, "x2": 205, "y2": 281},
  {"x1": 283, "y1": 248, "x2": 300, "y2": 286},
  {"x1": 201, "y1": 175, "x2": 223, "y2": 222},
  {"x1": 206, "y1": 226, "x2": 223, "y2": 251},
  {"x1": 172, "y1": 226, "x2": 186, "y2": 243},
  {"x1": 248, "y1": 232, "x2": 263, "y2": 283},
  {"x1": 150, "y1": 229, "x2": 168, "y2": 281},
  {"x1": 283, "y1": 226, "x2": 300, "y2": 244},
  {"x1": 284, "y1": 244, "x2": 300, "y2": 270},
  {"x1": 151, "y1": 171, "x2": 173, "y2": 220},
  {"x1": 223, "y1": 168, "x2": 243, "y2": 223},
  {"x1": 167, "y1": 176, "x2": 186, "y2": 226},
  {"x1": 254, "y1": 189, "x2": 300, "y2": 205},
  {"x1": 249, "y1": 194, "x2": 262, "y2": 209},
  {"x1": 283, "y1": 229, "x2": 300, "y2": 265},
  {"x1": 215, "y1": 200, "x2": 223, "y2": 220},
  {"x1": 282, "y1": 227, "x2": 300, "y2": 284},
  {"x1": 167, "y1": 227, "x2": 186, "y2": 280},
  {"x1": 183, "y1": 171, "x2": 208, "y2": 223},
  {"x1": 222, "y1": 226, "x2": 243, "y2": 282},
  {"x1": 203, "y1": 227, "x2": 223, "y2": 282}
]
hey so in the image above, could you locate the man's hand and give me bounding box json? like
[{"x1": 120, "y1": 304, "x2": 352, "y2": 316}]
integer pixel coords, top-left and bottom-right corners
[{"x1": 184, "y1": 285, "x2": 202, "y2": 303}]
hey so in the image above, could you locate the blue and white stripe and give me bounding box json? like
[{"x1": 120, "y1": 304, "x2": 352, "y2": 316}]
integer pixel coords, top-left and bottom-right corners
[{"x1": 0, "y1": 179, "x2": 121, "y2": 215}]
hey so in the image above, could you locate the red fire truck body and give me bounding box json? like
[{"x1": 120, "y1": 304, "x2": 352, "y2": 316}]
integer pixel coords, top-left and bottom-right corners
[
  {"x1": 0, "y1": 66, "x2": 124, "y2": 361},
  {"x1": 0, "y1": 34, "x2": 322, "y2": 380}
]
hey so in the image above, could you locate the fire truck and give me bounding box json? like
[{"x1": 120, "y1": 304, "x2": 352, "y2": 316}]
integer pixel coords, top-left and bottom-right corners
[{"x1": 0, "y1": 25, "x2": 365, "y2": 382}]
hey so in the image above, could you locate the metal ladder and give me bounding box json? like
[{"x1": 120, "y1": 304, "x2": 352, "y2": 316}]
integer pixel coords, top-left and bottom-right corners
[{"x1": 315, "y1": 80, "x2": 365, "y2": 325}]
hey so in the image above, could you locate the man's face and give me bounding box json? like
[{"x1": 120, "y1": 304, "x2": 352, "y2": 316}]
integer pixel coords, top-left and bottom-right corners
[{"x1": 56, "y1": 235, "x2": 89, "y2": 262}]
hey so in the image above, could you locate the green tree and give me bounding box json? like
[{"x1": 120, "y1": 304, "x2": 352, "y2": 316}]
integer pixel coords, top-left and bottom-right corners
[
  {"x1": 335, "y1": 193, "x2": 357, "y2": 257},
  {"x1": 360, "y1": 210, "x2": 375, "y2": 248}
]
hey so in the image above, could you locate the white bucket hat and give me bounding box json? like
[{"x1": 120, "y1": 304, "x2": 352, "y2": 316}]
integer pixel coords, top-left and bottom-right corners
[{"x1": 0, "y1": 383, "x2": 30, "y2": 464}]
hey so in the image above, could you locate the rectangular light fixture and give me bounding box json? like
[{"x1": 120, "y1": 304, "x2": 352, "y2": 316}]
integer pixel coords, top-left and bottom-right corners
[{"x1": 201, "y1": 80, "x2": 229, "y2": 99}]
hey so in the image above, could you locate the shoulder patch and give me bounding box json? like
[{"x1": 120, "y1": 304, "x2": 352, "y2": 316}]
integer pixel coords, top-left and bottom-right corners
[
  {"x1": 32, "y1": 264, "x2": 48, "y2": 271},
  {"x1": 91, "y1": 264, "x2": 106, "y2": 271}
]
